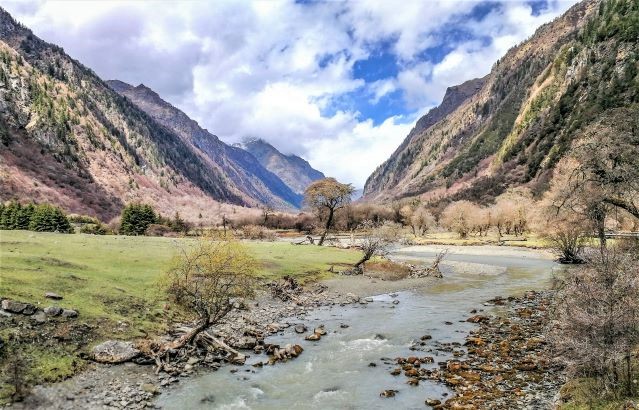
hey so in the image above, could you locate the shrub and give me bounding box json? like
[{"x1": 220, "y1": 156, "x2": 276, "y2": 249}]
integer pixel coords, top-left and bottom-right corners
[
  {"x1": 240, "y1": 225, "x2": 276, "y2": 241},
  {"x1": 440, "y1": 201, "x2": 478, "y2": 238},
  {"x1": 79, "y1": 222, "x2": 107, "y2": 235}
]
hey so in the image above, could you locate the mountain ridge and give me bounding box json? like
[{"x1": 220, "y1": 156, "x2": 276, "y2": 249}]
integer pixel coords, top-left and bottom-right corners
[
  {"x1": 105, "y1": 80, "x2": 303, "y2": 209},
  {"x1": 364, "y1": 0, "x2": 637, "y2": 205},
  {"x1": 0, "y1": 7, "x2": 295, "y2": 222},
  {"x1": 238, "y1": 138, "x2": 325, "y2": 195}
]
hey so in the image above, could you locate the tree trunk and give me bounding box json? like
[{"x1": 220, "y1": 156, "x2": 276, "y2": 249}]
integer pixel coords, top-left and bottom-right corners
[
  {"x1": 161, "y1": 317, "x2": 209, "y2": 353},
  {"x1": 318, "y1": 208, "x2": 334, "y2": 246}
]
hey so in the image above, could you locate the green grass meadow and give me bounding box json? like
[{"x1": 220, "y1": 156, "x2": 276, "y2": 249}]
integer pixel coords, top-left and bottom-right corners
[{"x1": 0, "y1": 230, "x2": 360, "y2": 337}]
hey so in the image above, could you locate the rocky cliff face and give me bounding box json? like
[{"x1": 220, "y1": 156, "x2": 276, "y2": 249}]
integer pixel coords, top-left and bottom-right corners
[
  {"x1": 107, "y1": 81, "x2": 303, "y2": 208},
  {"x1": 364, "y1": 0, "x2": 638, "y2": 204},
  {"x1": 239, "y1": 138, "x2": 325, "y2": 195}
]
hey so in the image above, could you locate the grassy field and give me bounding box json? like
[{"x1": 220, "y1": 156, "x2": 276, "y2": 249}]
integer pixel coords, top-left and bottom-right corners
[
  {"x1": 0, "y1": 230, "x2": 360, "y2": 338},
  {"x1": 0, "y1": 230, "x2": 361, "y2": 401}
]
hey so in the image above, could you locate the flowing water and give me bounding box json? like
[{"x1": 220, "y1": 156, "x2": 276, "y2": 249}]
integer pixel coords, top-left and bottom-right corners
[{"x1": 157, "y1": 246, "x2": 558, "y2": 410}]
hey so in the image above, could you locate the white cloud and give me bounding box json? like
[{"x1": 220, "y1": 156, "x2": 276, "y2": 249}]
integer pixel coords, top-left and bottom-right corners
[{"x1": 2, "y1": 0, "x2": 579, "y2": 188}]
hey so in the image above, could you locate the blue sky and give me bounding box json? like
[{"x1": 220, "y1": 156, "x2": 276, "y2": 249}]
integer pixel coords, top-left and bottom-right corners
[{"x1": 4, "y1": 0, "x2": 578, "y2": 187}]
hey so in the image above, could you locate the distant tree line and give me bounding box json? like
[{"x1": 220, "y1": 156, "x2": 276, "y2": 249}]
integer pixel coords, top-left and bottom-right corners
[{"x1": 0, "y1": 201, "x2": 72, "y2": 233}]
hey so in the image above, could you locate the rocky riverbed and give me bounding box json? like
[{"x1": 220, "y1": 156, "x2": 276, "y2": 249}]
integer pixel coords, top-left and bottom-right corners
[
  {"x1": 8, "y1": 280, "x2": 363, "y2": 409},
  {"x1": 391, "y1": 291, "x2": 562, "y2": 409}
]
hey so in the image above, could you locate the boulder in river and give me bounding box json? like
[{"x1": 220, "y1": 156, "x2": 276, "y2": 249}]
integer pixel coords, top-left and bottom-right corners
[
  {"x1": 380, "y1": 389, "x2": 398, "y2": 398},
  {"x1": 294, "y1": 324, "x2": 307, "y2": 334},
  {"x1": 91, "y1": 341, "x2": 140, "y2": 363},
  {"x1": 305, "y1": 332, "x2": 321, "y2": 341}
]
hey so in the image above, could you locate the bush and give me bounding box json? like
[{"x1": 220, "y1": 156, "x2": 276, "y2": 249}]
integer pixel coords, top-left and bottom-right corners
[
  {"x1": 440, "y1": 201, "x2": 478, "y2": 238},
  {"x1": 240, "y1": 225, "x2": 276, "y2": 241},
  {"x1": 551, "y1": 247, "x2": 639, "y2": 398},
  {"x1": 68, "y1": 214, "x2": 100, "y2": 224},
  {"x1": 79, "y1": 222, "x2": 107, "y2": 235},
  {"x1": 145, "y1": 223, "x2": 173, "y2": 237},
  {"x1": 119, "y1": 203, "x2": 156, "y2": 235}
]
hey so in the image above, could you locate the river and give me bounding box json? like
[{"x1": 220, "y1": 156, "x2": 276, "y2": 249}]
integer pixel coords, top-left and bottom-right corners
[{"x1": 157, "y1": 245, "x2": 558, "y2": 409}]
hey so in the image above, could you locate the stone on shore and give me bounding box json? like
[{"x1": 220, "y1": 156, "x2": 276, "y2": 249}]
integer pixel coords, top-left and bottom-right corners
[
  {"x1": 91, "y1": 341, "x2": 140, "y2": 364},
  {"x1": 45, "y1": 292, "x2": 63, "y2": 300},
  {"x1": 61, "y1": 309, "x2": 79, "y2": 318},
  {"x1": 44, "y1": 306, "x2": 63, "y2": 316},
  {"x1": 1, "y1": 299, "x2": 29, "y2": 313}
]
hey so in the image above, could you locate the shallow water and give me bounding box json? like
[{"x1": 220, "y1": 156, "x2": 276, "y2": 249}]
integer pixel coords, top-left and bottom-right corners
[{"x1": 157, "y1": 247, "x2": 558, "y2": 410}]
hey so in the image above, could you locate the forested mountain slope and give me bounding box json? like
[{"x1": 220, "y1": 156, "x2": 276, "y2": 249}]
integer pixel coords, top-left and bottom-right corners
[
  {"x1": 364, "y1": 0, "x2": 638, "y2": 205},
  {"x1": 0, "y1": 8, "x2": 300, "y2": 222},
  {"x1": 107, "y1": 81, "x2": 302, "y2": 209}
]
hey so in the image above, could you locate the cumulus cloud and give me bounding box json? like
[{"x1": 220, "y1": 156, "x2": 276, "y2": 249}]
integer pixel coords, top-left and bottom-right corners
[{"x1": 2, "y1": 0, "x2": 578, "y2": 188}]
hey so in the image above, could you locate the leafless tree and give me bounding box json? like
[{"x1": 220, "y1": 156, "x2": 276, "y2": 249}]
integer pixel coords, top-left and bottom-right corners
[
  {"x1": 550, "y1": 247, "x2": 639, "y2": 398},
  {"x1": 149, "y1": 235, "x2": 256, "y2": 368},
  {"x1": 353, "y1": 220, "x2": 402, "y2": 270}
]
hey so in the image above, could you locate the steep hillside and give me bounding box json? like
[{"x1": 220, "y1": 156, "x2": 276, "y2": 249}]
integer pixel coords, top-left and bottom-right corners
[
  {"x1": 107, "y1": 81, "x2": 302, "y2": 208},
  {"x1": 239, "y1": 138, "x2": 325, "y2": 195},
  {"x1": 0, "y1": 8, "x2": 256, "y2": 222},
  {"x1": 364, "y1": 0, "x2": 638, "y2": 204}
]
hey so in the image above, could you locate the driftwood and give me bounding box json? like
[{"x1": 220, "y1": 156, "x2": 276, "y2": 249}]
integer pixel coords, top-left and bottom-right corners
[
  {"x1": 293, "y1": 235, "x2": 315, "y2": 245},
  {"x1": 266, "y1": 276, "x2": 303, "y2": 302},
  {"x1": 408, "y1": 250, "x2": 447, "y2": 278},
  {"x1": 196, "y1": 331, "x2": 246, "y2": 364}
]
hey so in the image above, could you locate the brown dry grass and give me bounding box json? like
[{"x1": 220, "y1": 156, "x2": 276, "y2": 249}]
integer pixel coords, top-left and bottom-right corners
[{"x1": 363, "y1": 260, "x2": 411, "y2": 281}]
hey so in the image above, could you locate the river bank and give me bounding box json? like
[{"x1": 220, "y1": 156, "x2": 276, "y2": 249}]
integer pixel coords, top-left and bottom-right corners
[{"x1": 8, "y1": 245, "x2": 561, "y2": 409}]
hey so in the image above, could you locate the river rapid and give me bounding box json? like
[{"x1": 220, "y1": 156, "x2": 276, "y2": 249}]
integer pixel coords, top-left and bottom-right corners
[{"x1": 157, "y1": 246, "x2": 558, "y2": 410}]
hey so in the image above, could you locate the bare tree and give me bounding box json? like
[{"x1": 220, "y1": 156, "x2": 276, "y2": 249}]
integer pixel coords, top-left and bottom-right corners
[
  {"x1": 550, "y1": 247, "x2": 639, "y2": 398},
  {"x1": 551, "y1": 107, "x2": 639, "y2": 247},
  {"x1": 353, "y1": 220, "x2": 401, "y2": 270},
  {"x1": 150, "y1": 236, "x2": 256, "y2": 365},
  {"x1": 304, "y1": 178, "x2": 354, "y2": 246},
  {"x1": 441, "y1": 200, "x2": 477, "y2": 239}
]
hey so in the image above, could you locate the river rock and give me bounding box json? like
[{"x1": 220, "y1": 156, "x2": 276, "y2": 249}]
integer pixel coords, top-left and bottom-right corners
[
  {"x1": 91, "y1": 341, "x2": 140, "y2": 363},
  {"x1": 45, "y1": 292, "x2": 63, "y2": 300},
  {"x1": 234, "y1": 336, "x2": 257, "y2": 349},
  {"x1": 364, "y1": 297, "x2": 374, "y2": 303},
  {"x1": 61, "y1": 309, "x2": 78, "y2": 318},
  {"x1": 44, "y1": 306, "x2": 63, "y2": 316},
  {"x1": 466, "y1": 314, "x2": 489, "y2": 323},
  {"x1": 294, "y1": 324, "x2": 307, "y2": 334},
  {"x1": 425, "y1": 398, "x2": 441, "y2": 406},
  {"x1": 380, "y1": 389, "x2": 398, "y2": 398},
  {"x1": 1, "y1": 299, "x2": 28, "y2": 313},
  {"x1": 305, "y1": 332, "x2": 321, "y2": 341},
  {"x1": 314, "y1": 325, "x2": 327, "y2": 335},
  {"x1": 345, "y1": 293, "x2": 360, "y2": 303}
]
